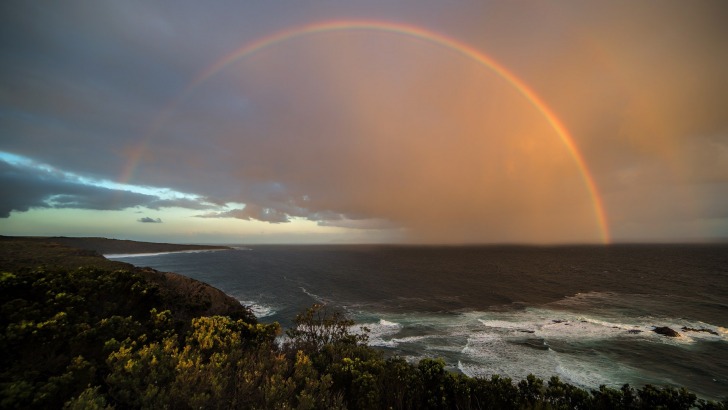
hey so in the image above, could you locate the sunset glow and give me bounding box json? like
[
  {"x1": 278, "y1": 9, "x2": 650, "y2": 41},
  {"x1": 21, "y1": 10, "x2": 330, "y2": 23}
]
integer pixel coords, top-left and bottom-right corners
[{"x1": 1, "y1": 2, "x2": 726, "y2": 244}]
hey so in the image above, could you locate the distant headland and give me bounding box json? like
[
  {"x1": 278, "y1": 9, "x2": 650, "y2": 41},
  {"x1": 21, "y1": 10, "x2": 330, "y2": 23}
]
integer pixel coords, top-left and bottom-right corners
[{"x1": 0, "y1": 235, "x2": 230, "y2": 256}]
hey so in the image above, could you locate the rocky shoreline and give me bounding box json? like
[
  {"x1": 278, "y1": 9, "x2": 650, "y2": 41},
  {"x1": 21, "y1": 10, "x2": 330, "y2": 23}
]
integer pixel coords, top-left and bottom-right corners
[{"x1": 651, "y1": 325, "x2": 720, "y2": 338}]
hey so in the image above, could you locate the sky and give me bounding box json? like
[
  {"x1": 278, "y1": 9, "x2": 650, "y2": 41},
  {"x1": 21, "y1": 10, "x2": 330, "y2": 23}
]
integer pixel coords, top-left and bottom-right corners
[{"x1": 1, "y1": 1, "x2": 727, "y2": 245}]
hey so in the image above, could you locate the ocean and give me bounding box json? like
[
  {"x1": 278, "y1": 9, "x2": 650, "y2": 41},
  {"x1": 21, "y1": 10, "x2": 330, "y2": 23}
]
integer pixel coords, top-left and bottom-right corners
[{"x1": 108, "y1": 244, "x2": 728, "y2": 401}]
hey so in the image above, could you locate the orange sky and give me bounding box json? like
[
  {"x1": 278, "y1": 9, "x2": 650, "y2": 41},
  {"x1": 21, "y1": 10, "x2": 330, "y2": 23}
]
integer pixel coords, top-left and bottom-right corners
[{"x1": 1, "y1": 2, "x2": 727, "y2": 244}]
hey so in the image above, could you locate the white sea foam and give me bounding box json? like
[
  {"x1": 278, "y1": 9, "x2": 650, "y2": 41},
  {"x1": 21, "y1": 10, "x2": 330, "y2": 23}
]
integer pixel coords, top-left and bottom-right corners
[
  {"x1": 459, "y1": 319, "x2": 642, "y2": 388},
  {"x1": 459, "y1": 330, "x2": 559, "y2": 381},
  {"x1": 300, "y1": 287, "x2": 328, "y2": 304},
  {"x1": 553, "y1": 357, "x2": 632, "y2": 388},
  {"x1": 391, "y1": 335, "x2": 434, "y2": 344},
  {"x1": 358, "y1": 303, "x2": 727, "y2": 393},
  {"x1": 359, "y1": 318, "x2": 403, "y2": 347},
  {"x1": 477, "y1": 319, "x2": 538, "y2": 333},
  {"x1": 372, "y1": 319, "x2": 467, "y2": 351},
  {"x1": 476, "y1": 306, "x2": 727, "y2": 346},
  {"x1": 379, "y1": 319, "x2": 399, "y2": 327},
  {"x1": 239, "y1": 300, "x2": 276, "y2": 318}
]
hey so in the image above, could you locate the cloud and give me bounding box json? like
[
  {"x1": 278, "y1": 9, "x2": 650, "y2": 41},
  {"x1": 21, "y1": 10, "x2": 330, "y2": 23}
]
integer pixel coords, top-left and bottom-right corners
[
  {"x1": 317, "y1": 218, "x2": 398, "y2": 230},
  {"x1": 197, "y1": 205, "x2": 399, "y2": 230},
  {"x1": 0, "y1": 158, "x2": 215, "y2": 217},
  {"x1": 197, "y1": 205, "x2": 290, "y2": 224},
  {"x1": 1, "y1": 2, "x2": 727, "y2": 242},
  {"x1": 147, "y1": 197, "x2": 219, "y2": 210},
  {"x1": 138, "y1": 217, "x2": 162, "y2": 223},
  {"x1": 0, "y1": 159, "x2": 156, "y2": 217}
]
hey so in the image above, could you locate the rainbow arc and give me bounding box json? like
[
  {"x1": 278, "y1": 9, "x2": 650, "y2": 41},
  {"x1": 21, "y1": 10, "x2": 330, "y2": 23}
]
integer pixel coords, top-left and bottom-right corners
[{"x1": 124, "y1": 20, "x2": 610, "y2": 244}]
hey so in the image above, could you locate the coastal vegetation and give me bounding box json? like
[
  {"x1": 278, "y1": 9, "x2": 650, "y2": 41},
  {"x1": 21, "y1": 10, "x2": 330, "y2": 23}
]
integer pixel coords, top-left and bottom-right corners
[{"x1": 1, "y1": 238, "x2": 726, "y2": 409}]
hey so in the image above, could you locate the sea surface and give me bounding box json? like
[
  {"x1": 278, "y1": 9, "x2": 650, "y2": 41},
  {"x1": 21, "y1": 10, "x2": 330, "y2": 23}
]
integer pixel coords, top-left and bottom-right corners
[{"x1": 109, "y1": 244, "x2": 728, "y2": 401}]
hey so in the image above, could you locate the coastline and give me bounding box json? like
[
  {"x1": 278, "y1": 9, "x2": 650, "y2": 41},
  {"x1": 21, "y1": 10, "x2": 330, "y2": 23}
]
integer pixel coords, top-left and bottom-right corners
[
  {"x1": 0, "y1": 236, "x2": 249, "y2": 320},
  {"x1": 104, "y1": 248, "x2": 228, "y2": 258},
  {"x1": 0, "y1": 235, "x2": 231, "y2": 255}
]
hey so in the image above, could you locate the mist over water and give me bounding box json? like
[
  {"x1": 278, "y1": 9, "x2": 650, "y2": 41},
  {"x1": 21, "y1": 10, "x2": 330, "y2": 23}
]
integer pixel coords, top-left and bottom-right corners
[{"x1": 110, "y1": 244, "x2": 728, "y2": 401}]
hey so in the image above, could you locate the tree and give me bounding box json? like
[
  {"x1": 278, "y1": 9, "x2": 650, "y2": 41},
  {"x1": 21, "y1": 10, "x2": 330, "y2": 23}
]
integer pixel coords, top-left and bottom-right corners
[{"x1": 284, "y1": 304, "x2": 367, "y2": 354}]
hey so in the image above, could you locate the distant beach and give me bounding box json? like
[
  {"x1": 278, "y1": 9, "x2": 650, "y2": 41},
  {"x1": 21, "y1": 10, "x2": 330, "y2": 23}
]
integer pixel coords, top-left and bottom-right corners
[{"x1": 103, "y1": 248, "x2": 228, "y2": 259}]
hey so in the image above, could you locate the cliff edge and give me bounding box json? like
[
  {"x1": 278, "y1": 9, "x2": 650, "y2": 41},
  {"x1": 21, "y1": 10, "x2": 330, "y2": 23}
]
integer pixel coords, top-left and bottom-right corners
[{"x1": 0, "y1": 236, "x2": 253, "y2": 323}]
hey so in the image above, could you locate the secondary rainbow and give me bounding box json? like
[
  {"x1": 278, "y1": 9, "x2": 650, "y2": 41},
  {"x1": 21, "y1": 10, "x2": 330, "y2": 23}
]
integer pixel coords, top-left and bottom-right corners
[{"x1": 129, "y1": 20, "x2": 610, "y2": 243}]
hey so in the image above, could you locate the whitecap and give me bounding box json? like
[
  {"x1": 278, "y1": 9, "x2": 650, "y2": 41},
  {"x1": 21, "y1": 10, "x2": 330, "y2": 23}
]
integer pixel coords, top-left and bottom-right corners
[
  {"x1": 478, "y1": 319, "x2": 537, "y2": 333},
  {"x1": 459, "y1": 330, "x2": 559, "y2": 381},
  {"x1": 300, "y1": 287, "x2": 328, "y2": 304},
  {"x1": 239, "y1": 300, "x2": 276, "y2": 318},
  {"x1": 358, "y1": 318, "x2": 402, "y2": 347},
  {"x1": 354, "y1": 304, "x2": 727, "y2": 397}
]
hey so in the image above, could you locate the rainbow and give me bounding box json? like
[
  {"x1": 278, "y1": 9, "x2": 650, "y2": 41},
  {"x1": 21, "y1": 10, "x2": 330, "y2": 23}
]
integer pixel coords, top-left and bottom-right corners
[{"x1": 129, "y1": 20, "x2": 610, "y2": 243}]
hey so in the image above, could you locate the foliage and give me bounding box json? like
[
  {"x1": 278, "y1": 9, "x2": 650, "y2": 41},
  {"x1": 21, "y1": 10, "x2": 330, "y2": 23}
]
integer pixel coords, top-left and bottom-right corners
[
  {"x1": 285, "y1": 304, "x2": 363, "y2": 349},
  {"x1": 2, "y1": 265, "x2": 727, "y2": 409},
  {"x1": 0, "y1": 266, "x2": 162, "y2": 408}
]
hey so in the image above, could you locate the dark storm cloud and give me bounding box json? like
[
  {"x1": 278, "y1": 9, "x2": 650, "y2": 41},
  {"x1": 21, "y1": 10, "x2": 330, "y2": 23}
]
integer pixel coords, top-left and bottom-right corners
[
  {"x1": 197, "y1": 203, "x2": 396, "y2": 230},
  {"x1": 197, "y1": 205, "x2": 290, "y2": 224},
  {"x1": 0, "y1": 159, "x2": 212, "y2": 217},
  {"x1": 138, "y1": 217, "x2": 162, "y2": 223},
  {"x1": 147, "y1": 197, "x2": 218, "y2": 211}
]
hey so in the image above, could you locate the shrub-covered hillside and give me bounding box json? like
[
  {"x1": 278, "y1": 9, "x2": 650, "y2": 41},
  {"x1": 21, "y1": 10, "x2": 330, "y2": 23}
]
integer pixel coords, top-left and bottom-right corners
[{"x1": 1, "y1": 238, "x2": 726, "y2": 409}]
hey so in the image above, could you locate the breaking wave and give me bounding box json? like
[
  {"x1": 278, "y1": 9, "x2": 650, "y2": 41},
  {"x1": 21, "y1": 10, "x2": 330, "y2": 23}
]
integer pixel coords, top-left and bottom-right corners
[
  {"x1": 352, "y1": 293, "x2": 727, "y2": 392},
  {"x1": 239, "y1": 300, "x2": 277, "y2": 318}
]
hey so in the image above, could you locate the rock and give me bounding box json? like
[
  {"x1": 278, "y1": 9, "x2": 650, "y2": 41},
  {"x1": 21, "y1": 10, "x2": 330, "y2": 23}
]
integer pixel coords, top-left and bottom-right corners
[
  {"x1": 627, "y1": 329, "x2": 642, "y2": 334},
  {"x1": 681, "y1": 326, "x2": 719, "y2": 336},
  {"x1": 141, "y1": 267, "x2": 255, "y2": 322},
  {"x1": 653, "y1": 326, "x2": 680, "y2": 337}
]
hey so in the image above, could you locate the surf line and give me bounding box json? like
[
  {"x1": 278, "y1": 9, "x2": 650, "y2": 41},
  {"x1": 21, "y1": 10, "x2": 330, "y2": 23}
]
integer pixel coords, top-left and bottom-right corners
[{"x1": 127, "y1": 19, "x2": 610, "y2": 244}]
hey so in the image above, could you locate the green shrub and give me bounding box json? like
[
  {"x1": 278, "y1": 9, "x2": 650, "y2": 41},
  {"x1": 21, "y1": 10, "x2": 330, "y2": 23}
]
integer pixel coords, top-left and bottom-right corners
[{"x1": 3, "y1": 266, "x2": 726, "y2": 409}]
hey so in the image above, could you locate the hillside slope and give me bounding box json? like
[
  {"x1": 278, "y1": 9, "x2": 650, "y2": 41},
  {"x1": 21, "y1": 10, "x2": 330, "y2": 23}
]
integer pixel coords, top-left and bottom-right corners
[{"x1": 0, "y1": 236, "x2": 250, "y2": 321}]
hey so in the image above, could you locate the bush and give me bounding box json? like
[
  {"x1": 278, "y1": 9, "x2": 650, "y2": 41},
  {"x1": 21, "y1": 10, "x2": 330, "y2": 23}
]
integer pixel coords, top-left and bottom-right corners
[{"x1": 3, "y1": 266, "x2": 726, "y2": 409}]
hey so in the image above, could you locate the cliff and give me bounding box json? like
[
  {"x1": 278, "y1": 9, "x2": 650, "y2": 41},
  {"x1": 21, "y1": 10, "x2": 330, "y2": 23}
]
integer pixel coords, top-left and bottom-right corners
[{"x1": 0, "y1": 236, "x2": 251, "y2": 322}]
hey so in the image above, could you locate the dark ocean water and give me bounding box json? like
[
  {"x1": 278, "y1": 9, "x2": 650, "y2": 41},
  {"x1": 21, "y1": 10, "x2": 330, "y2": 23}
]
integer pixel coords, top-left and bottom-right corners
[{"x1": 109, "y1": 244, "x2": 728, "y2": 401}]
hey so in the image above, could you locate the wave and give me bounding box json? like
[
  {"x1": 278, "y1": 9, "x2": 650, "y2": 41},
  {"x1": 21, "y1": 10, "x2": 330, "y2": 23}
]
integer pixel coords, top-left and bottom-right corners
[
  {"x1": 105, "y1": 248, "x2": 227, "y2": 258},
  {"x1": 478, "y1": 309, "x2": 725, "y2": 345},
  {"x1": 239, "y1": 300, "x2": 277, "y2": 318},
  {"x1": 459, "y1": 331, "x2": 562, "y2": 383},
  {"x1": 299, "y1": 287, "x2": 329, "y2": 304},
  {"x1": 355, "y1": 300, "x2": 727, "y2": 394},
  {"x1": 357, "y1": 318, "x2": 402, "y2": 347},
  {"x1": 461, "y1": 308, "x2": 725, "y2": 388}
]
